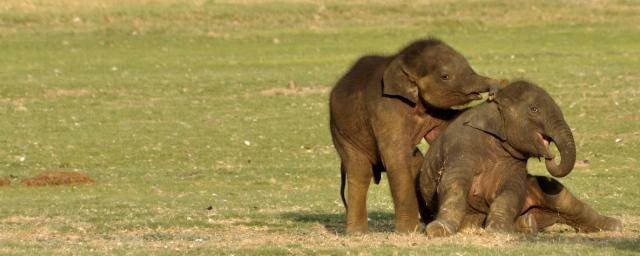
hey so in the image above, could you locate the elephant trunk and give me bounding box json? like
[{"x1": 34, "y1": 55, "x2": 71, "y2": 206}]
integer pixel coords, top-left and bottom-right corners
[{"x1": 544, "y1": 120, "x2": 576, "y2": 178}]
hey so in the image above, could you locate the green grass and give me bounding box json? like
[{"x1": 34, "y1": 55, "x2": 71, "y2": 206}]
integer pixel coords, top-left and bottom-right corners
[{"x1": 0, "y1": 0, "x2": 639, "y2": 254}]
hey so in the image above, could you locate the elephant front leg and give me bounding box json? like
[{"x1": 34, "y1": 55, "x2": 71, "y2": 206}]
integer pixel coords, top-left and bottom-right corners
[
  {"x1": 532, "y1": 176, "x2": 623, "y2": 232},
  {"x1": 426, "y1": 167, "x2": 473, "y2": 237},
  {"x1": 486, "y1": 179, "x2": 527, "y2": 233}
]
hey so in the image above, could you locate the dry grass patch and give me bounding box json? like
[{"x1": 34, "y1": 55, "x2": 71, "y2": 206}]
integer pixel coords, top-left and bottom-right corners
[
  {"x1": 0, "y1": 215, "x2": 636, "y2": 252},
  {"x1": 259, "y1": 81, "x2": 329, "y2": 97},
  {"x1": 208, "y1": 215, "x2": 639, "y2": 250},
  {"x1": 0, "y1": 215, "x2": 95, "y2": 246},
  {"x1": 44, "y1": 88, "x2": 92, "y2": 98}
]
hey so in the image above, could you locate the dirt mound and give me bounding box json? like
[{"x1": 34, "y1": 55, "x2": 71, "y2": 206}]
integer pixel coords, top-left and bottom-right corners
[
  {"x1": 0, "y1": 176, "x2": 10, "y2": 186},
  {"x1": 20, "y1": 170, "x2": 94, "y2": 187},
  {"x1": 259, "y1": 81, "x2": 328, "y2": 96}
]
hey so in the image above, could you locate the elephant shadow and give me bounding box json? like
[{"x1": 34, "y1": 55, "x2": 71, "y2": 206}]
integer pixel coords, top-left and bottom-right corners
[
  {"x1": 281, "y1": 211, "x2": 395, "y2": 234},
  {"x1": 535, "y1": 234, "x2": 640, "y2": 253}
]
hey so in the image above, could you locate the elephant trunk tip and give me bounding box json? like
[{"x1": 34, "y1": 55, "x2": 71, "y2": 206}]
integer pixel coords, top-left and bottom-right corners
[
  {"x1": 543, "y1": 129, "x2": 576, "y2": 178},
  {"x1": 545, "y1": 158, "x2": 571, "y2": 178}
]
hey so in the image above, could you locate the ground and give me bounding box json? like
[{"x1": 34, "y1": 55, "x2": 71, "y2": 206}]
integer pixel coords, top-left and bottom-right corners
[{"x1": 0, "y1": 0, "x2": 639, "y2": 255}]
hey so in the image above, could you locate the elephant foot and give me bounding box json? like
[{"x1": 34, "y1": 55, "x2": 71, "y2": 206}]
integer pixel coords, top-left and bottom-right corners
[
  {"x1": 514, "y1": 212, "x2": 538, "y2": 234},
  {"x1": 459, "y1": 213, "x2": 486, "y2": 231},
  {"x1": 346, "y1": 223, "x2": 368, "y2": 235},
  {"x1": 395, "y1": 219, "x2": 420, "y2": 233},
  {"x1": 426, "y1": 220, "x2": 456, "y2": 238},
  {"x1": 599, "y1": 216, "x2": 623, "y2": 231},
  {"x1": 485, "y1": 220, "x2": 515, "y2": 233},
  {"x1": 579, "y1": 216, "x2": 623, "y2": 233}
]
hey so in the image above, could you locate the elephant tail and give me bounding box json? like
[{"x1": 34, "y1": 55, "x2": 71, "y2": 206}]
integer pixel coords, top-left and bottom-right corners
[
  {"x1": 340, "y1": 163, "x2": 348, "y2": 210},
  {"x1": 372, "y1": 163, "x2": 383, "y2": 185}
]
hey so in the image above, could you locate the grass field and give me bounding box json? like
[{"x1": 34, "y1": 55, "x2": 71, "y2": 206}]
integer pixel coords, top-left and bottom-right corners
[{"x1": 0, "y1": 0, "x2": 639, "y2": 254}]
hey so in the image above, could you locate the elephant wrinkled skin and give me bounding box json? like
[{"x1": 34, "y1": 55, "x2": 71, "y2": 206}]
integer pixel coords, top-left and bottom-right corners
[
  {"x1": 419, "y1": 81, "x2": 622, "y2": 237},
  {"x1": 329, "y1": 38, "x2": 502, "y2": 234}
]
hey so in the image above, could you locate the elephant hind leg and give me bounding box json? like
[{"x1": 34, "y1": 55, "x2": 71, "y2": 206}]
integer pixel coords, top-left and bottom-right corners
[
  {"x1": 339, "y1": 147, "x2": 374, "y2": 234},
  {"x1": 331, "y1": 124, "x2": 376, "y2": 234},
  {"x1": 528, "y1": 175, "x2": 622, "y2": 232}
]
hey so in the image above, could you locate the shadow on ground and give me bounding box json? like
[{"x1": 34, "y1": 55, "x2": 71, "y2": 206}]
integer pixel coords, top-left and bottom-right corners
[
  {"x1": 534, "y1": 234, "x2": 640, "y2": 253},
  {"x1": 281, "y1": 211, "x2": 395, "y2": 234},
  {"x1": 281, "y1": 211, "x2": 640, "y2": 252}
]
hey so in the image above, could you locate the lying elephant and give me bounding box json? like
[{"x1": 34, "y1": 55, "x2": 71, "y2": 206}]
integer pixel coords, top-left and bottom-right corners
[
  {"x1": 418, "y1": 81, "x2": 622, "y2": 237},
  {"x1": 330, "y1": 38, "x2": 503, "y2": 234}
]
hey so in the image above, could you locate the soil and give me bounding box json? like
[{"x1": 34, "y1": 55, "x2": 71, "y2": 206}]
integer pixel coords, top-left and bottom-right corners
[
  {"x1": 0, "y1": 176, "x2": 11, "y2": 186},
  {"x1": 20, "y1": 170, "x2": 95, "y2": 187}
]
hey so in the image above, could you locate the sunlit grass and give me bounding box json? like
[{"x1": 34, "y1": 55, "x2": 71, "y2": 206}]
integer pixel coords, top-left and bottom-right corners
[{"x1": 0, "y1": 0, "x2": 638, "y2": 254}]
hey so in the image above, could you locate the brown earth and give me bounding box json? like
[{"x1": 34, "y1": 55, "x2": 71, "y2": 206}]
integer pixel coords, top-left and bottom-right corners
[
  {"x1": 0, "y1": 176, "x2": 11, "y2": 186},
  {"x1": 258, "y1": 81, "x2": 328, "y2": 97},
  {"x1": 44, "y1": 88, "x2": 92, "y2": 98},
  {"x1": 20, "y1": 170, "x2": 95, "y2": 186}
]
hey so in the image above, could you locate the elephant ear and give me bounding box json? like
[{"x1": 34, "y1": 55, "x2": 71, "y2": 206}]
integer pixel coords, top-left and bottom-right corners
[
  {"x1": 382, "y1": 56, "x2": 419, "y2": 104},
  {"x1": 463, "y1": 103, "x2": 507, "y2": 141}
]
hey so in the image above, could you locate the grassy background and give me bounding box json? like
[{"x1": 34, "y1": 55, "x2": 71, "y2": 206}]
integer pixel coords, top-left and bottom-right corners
[{"x1": 0, "y1": 0, "x2": 639, "y2": 254}]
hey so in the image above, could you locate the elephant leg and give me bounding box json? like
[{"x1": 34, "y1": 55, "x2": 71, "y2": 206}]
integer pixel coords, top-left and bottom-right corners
[
  {"x1": 439, "y1": 210, "x2": 535, "y2": 234},
  {"x1": 343, "y1": 153, "x2": 373, "y2": 234},
  {"x1": 528, "y1": 176, "x2": 622, "y2": 232},
  {"x1": 333, "y1": 134, "x2": 374, "y2": 235},
  {"x1": 426, "y1": 167, "x2": 472, "y2": 237},
  {"x1": 416, "y1": 184, "x2": 433, "y2": 227},
  {"x1": 523, "y1": 208, "x2": 563, "y2": 230},
  {"x1": 440, "y1": 210, "x2": 535, "y2": 234},
  {"x1": 486, "y1": 178, "x2": 527, "y2": 233},
  {"x1": 380, "y1": 146, "x2": 423, "y2": 233},
  {"x1": 417, "y1": 156, "x2": 438, "y2": 226}
]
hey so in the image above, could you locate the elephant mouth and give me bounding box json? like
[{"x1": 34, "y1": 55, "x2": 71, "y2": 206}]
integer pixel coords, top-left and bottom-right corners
[
  {"x1": 467, "y1": 92, "x2": 483, "y2": 100},
  {"x1": 537, "y1": 132, "x2": 556, "y2": 160},
  {"x1": 451, "y1": 92, "x2": 490, "y2": 110}
]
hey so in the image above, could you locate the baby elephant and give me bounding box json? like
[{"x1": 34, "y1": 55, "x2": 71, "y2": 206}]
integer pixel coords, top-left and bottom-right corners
[{"x1": 419, "y1": 81, "x2": 621, "y2": 236}]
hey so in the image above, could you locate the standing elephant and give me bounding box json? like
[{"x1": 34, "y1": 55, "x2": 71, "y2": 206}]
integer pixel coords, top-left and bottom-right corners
[
  {"x1": 329, "y1": 38, "x2": 503, "y2": 234},
  {"x1": 419, "y1": 81, "x2": 621, "y2": 237}
]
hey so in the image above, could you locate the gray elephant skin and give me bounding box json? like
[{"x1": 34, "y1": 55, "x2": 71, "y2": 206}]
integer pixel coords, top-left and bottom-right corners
[
  {"x1": 419, "y1": 81, "x2": 622, "y2": 237},
  {"x1": 329, "y1": 38, "x2": 502, "y2": 234}
]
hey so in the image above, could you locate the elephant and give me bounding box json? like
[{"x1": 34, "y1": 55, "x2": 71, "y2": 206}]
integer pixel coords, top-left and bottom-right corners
[
  {"x1": 450, "y1": 175, "x2": 623, "y2": 235},
  {"x1": 418, "y1": 81, "x2": 622, "y2": 237},
  {"x1": 329, "y1": 38, "x2": 503, "y2": 234}
]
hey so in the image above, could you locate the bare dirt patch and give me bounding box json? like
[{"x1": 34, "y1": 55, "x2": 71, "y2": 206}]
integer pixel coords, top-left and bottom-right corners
[
  {"x1": 44, "y1": 88, "x2": 92, "y2": 98},
  {"x1": 0, "y1": 98, "x2": 29, "y2": 111},
  {"x1": 20, "y1": 170, "x2": 95, "y2": 186},
  {"x1": 0, "y1": 176, "x2": 11, "y2": 186},
  {"x1": 259, "y1": 81, "x2": 328, "y2": 97}
]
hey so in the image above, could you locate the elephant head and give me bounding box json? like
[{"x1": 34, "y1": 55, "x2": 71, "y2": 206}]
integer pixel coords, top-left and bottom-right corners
[
  {"x1": 465, "y1": 81, "x2": 576, "y2": 178},
  {"x1": 382, "y1": 39, "x2": 503, "y2": 109}
]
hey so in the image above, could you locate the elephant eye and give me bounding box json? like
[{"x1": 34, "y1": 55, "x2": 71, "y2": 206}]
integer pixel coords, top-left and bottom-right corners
[
  {"x1": 530, "y1": 106, "x2": 539, "y2": 113},
  {"x1": 440, "y1": 74, "x2": 450, "y2": 80}
]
